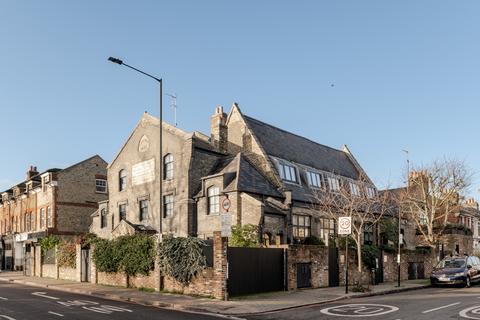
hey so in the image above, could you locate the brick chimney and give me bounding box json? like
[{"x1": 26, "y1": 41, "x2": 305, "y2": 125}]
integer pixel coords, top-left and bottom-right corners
[
  {"x1": 26, "y1": 165, "x2": 39, "y2": 180},
  {"x1": 211, "y1": 106, "x2": 228, "y2": 153},
  {"x1": 465, "y1": 198, "x2": 479, "y2": 210}
]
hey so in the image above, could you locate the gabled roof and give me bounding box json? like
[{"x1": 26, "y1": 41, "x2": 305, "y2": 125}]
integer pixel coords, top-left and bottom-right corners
[
  {"x1": 199, "y1": 153, "x2": 282, "y2": 198},
  {"x1": 243, "y1": 115, "x2": 359, "y2": 180}
]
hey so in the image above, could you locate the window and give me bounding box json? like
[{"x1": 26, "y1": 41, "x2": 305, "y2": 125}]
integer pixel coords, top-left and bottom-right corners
[
  {"x1": 349, "y1": 182, "x2": 361, "y2": 196},
  {"x1": 139, "y1": 200, "x2": 149, "y2": 221},
  {"x1": 364, "y1": 223, "x2": 374, "y2": 245},
  {"x1": 40, "y1": 208, "x2": 45, "y2": 229},
  {"x1": 119, "y1": 170, "x2": 127, "y2": 191},
  {"x1": 100, "y1": 209, "x2": 107, "y2": 229},
  {"x1": 25, "y1": 213, "x2": 30, "y2": 231},
  {"x1": 164, "y1": 154, "x2": 174, "y2": 180},
  {"x1": 42, "y1": 175, "x2": 50, "y2": 192},
  {"x1": 95, "y1": 179, "x2": 107, "y2": 193},
  {"x1": 163, "y1": 195, "x2": 174, "y2": 218},
  {"x1": 292, "y1": 215, "x2": 311, "y2": 239},
  {"x1": 327, "y1": 176, "x2": 341, "y2": 192},
  {"x1": 47, "y1": 206, "x2": 53, "y2": 227},
  {"x1": 419, "y1": 210, "x2": 427, "y2": 225},
  {"x1": 307, "y1": 171, "x2": 322, "y2": 188},
  {"x1": 319, "y1": 218, "x2": 335, "y2": 246},
  {"x1": 366, "y1": 186, "x2": 376, "y2": 198},
  {"x1": 207, "y1": 186, "x2": 220, "y2": 215},
  {"x1": 278, "y1": 162, "x2": 298, "y2": 183},
  {"x1": 119, "y1": 204, "x2": 127, "y2": 221}
]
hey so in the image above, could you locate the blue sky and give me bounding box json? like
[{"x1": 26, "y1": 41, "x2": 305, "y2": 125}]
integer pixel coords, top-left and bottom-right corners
[{"x1": 0, "y1": 1, "x2": 479, "y2": 195}]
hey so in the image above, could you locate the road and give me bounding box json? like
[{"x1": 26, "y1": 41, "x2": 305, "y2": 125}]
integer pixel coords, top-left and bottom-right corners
[
  {"x1": 248, "y1": 286, "x2": 480, "y2": 320},
  {"x1": 0, "y1": 281, "x2": 222, "y2": 320}
]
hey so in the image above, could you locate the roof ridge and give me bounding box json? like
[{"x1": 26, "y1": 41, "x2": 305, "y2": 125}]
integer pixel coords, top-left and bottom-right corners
[{"x1": 243, "y1": 115, "x2": 346, "y2": 154}]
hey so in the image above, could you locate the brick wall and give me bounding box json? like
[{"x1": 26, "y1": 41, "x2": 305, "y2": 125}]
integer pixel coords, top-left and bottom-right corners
[{"x1": 287, "y1": 245, "x2": 329, "y2": 290}]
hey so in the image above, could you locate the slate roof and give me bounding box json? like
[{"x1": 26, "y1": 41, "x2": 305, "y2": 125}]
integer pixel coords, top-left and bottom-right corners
[
  {"x1": 243, "y1": 115, "x2": 359, "y2": 180},
  {"x1": 200, "y1": 153, "x2": 282, "y2": 198}
]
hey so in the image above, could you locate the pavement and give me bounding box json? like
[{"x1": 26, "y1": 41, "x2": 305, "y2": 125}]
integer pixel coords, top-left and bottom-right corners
[
  {"x1": 0, "y1": 271, "x2": 429, "y2": 316},
  {"x1": 247, "y1": 286, "x2": 480, "y2": 320}
]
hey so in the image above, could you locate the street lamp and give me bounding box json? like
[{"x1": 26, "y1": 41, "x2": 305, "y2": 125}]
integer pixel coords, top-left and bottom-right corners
[{"x1": 107, "y1": 56, "x2": 163, "y2": 238}]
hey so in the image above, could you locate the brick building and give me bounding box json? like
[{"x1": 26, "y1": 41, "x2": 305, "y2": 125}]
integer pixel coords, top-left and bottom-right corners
[
  {"x1": 0, "y1": 155, "x2": 107, "y2": 272},
  {"x1": 91, "y1": 105, "x2": 379, "y2": 249}
]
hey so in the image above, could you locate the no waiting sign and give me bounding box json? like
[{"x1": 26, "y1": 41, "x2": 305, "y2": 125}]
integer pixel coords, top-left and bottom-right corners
[{"x1": 338, "y1": 217, "x2": 352, "y2": 235}]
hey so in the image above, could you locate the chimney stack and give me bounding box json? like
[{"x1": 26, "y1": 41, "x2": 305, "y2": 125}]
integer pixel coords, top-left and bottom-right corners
[
  {"x1": 210, "y1": 106, "x2": 228, "y2": 153},
  {"x1": 26, "y1": 165, "x2": 39, "y2": 180}
]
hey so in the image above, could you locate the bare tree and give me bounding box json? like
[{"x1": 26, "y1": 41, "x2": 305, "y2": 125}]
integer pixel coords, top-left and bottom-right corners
[
  {"x1": 397, "y1": 159, "x2": 471, "y2": 257},
  {"x1": 311, "y1": 174, "x2": 392, "y2": 272}
]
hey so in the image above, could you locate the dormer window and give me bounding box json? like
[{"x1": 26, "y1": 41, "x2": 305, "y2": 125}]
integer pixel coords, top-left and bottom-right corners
[
  {"x1": 278, "y1": 162, "x2": 298, "y2": 183},
  {"x1": 307, "y1": 171, "x2": 322, "y2": 188},
  {"x1": 207, "y1": 186, "x2": 220, "y2": 215},
  {"x1": 42, "y1": 174, "x2": 50, "y2": 192},
  {"x1": 366, "y1": 186, "x2": 376, "y2": 198},
  {"x1": 327, "y1": 176, "x2": 341, "y2": 192},
  {"x1": 349, "y1": 182, "x2": 361, "y2": 196}
]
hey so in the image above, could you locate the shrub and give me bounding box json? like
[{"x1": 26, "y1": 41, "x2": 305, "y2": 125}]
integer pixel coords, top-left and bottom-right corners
[
  {"x1": 57, "y1": 242, "x2": 76, "y2": 269},
  {"x1": 158, "y1": 237, "x2": 207, "y2": 286},
  {"x1": 92, "y1": 238, "x2": 121, "y2": 273},
  {"x1": 362, "y1": 245, "x2": 380, "y2": 269},
  {"x1": 229, "y1": 224, "x2": 259, "y2": 248},
  {"x1": 39, "y1": 235, "x2": 59, "y2": 256},
  {"x1": 91, "y1": 234, "x2": 156, "y2": 276},
  {"x1": 303, "y1": 236, "x2": 325, "y2": 246}
]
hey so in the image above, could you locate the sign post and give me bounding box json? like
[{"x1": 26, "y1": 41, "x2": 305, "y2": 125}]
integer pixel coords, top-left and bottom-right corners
[{"x1": 338, "y1": 217, "x2": 352, "y2": 294}]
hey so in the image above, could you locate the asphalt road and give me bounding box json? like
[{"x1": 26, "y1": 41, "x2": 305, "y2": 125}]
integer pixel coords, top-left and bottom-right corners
[
  {"x1": 248, "y1": 286, "x2": 480, "y2": 320},
  {"x1": 0, "y1": 281, "x2": 222, "y2": 320}
]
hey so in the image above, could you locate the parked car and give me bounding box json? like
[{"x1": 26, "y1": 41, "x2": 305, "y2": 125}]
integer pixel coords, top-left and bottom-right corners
[{"x1": 430, "y1": 255, "x2": 480, "y2": 287}]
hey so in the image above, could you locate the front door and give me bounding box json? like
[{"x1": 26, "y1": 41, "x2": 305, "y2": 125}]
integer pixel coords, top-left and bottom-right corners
[{"x1": 297, "y1": 263, "x2": 312, "y2": 288}]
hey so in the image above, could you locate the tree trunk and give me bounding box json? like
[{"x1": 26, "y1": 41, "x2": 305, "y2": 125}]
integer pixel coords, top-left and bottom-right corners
[{"x1": 356, "y1": 235, "x2": 362, "y2": 273}]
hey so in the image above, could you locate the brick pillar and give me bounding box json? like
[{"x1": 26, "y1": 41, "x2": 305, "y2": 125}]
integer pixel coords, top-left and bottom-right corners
[
  {"x1": 154, "y1": 238, "x2": 161, "y2": 292},
  {"x1": 90, "y1": 245, "x2": 98, "y2": 284},
  {"x1": 35, "y1": 245, "x2": 42, "y2": 277},
  {"x1": 213, "y1": 231, "x2": 228, "y2": 300},
  {"x1": 75, "y1": 244, "x2": 81, "y2": 282},
  {"x1": 54, "y1": 246, "x2": 59, "y2": 279}
]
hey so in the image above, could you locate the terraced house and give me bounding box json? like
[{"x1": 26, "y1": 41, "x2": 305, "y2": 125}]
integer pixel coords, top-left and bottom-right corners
[{"x1": 0, "y1": 155, "x2": 108, "y2": 273}]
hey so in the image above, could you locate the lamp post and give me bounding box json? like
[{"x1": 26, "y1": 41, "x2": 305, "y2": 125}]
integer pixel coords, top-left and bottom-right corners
[{"x1": 107, "y1": 57, "x2": 163, "y2": 238}]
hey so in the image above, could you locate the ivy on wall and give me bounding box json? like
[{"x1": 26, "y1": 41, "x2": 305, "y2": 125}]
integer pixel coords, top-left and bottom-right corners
[
  {"x1": 57, "y1": 242, "x2": 76, "y2": 269},
  {"x1": 158, "y1": 237, "x2": 207, "y2": 286}
]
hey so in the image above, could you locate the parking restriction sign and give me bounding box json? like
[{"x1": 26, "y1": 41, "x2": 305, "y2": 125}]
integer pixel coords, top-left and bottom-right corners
[{"x1": 338, "y1": 217, "x2": 352, "y2": 235}]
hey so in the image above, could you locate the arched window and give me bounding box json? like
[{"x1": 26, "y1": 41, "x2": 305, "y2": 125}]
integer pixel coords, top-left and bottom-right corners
[
  {"x1": 100, "y1": 209, "x2": 107, "y2": 229},
  {"x1": 119, "y1": 169, "x2": 127, "y2": 191},
  {"x1": 164, "y1": 154, "x2": 174, "y2": 180},
  {"x1": 207, "y1": 186, "x2": 220, "y2": 215}
]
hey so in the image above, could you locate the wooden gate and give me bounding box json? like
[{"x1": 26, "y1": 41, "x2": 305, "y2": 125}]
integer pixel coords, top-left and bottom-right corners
[
  {"x1": 328, "y1": 245, "x2": 340, "y2": 287},
  {"x1": 228, "y1": 247, "x2": 285, "y2": 297},
  {"x1": 81, "y1": 249, "x2": 90, "y2": 282}
]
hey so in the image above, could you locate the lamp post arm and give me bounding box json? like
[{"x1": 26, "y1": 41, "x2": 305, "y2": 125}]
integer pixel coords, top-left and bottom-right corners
[{"x1": 122, "y1": 63, "x2": 162, "y2": 83}]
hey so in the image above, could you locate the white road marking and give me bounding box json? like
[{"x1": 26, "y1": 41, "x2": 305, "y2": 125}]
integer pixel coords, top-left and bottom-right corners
[
  {"x1": 459, "y1": 305, "x2": 480, "y2": 319},
  {"x1": 320, "y1": 304, "x2": 399, "y2": 317},
  {"x1": 32, "y1": 292, "x2": 59, "y2": 300},
  {"x1": 0, "y1": 316, "x2": 16, "y2": 320},
  {"x1": 0, "y1": 297, "x2": 8, "y2": 301},
  {"x1": 47, "y1": 312, "x2": 64, "y2": 317},
  {"x1": 422, "y1": 302, "x2": 461, "y2": 314}
]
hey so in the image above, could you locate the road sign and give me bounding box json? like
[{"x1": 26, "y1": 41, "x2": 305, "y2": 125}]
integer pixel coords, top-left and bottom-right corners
[
  {"x1": 222, "y1": 197, "x2": 231, "y2": 213},
  {"x1": 338, "y1": 217, "x2": 352, "y2": 235},
  {"x1": 221, "y1": 213, "x2": 232, "y2": 237}
]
